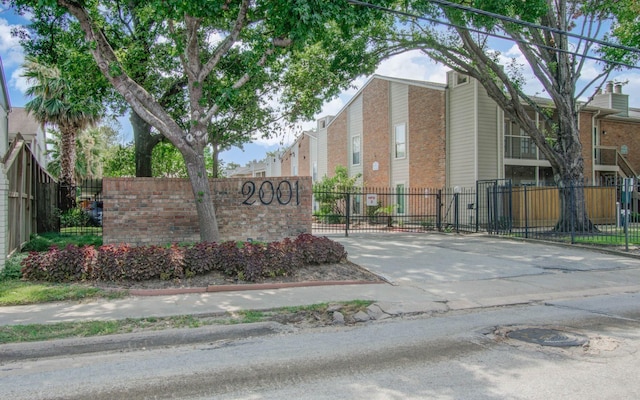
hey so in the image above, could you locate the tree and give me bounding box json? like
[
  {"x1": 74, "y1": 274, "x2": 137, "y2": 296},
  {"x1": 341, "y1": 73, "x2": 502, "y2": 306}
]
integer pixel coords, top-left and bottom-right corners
[
  {"x1": 11, "y1": 0, "x2": 393, "y2": 242},
  {"x1": 11, "y1": 2, "x2": 177, "y2": 178},
  {"x1": 22, "y1": 58, "x2": 102, "y2": 210},
  {"x1": 313, "y1": 166, "x2": 362, "y2": 224},
  {"x1": 604, "y1": 0, "x2": 640, "y2": 65},
  {"x1": 385, "y1": 0, "x2": 625, "y2": 232},
  {"x1": 46, "y1": 125, "x2": 116, "y2": 181}
]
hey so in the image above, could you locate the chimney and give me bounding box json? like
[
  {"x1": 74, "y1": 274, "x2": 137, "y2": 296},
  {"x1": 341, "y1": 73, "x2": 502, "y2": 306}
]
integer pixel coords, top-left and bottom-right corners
[
  {"x1": 606, "y1": 81, "x2": 614, "y2": 93},
  {"x1": 615, "y1": 84, "x2": 622, "y2": 94}
]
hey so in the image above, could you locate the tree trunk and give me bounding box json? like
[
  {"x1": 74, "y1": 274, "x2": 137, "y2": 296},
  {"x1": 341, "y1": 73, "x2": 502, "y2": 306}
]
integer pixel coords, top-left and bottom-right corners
[
  {"x1": 59, "y1": 123, "x2": 77, "y2": 211},
  {"x1": 131, "y1": 110, "x2": 162, "y2": 177},
  {"x1": 551, "y1": 106, "x2": 597, "y2": 233},
  {"x1": 212, "y1": 144, "x2": 220, "y2": 178},
  {"x1": 183, "y1": 147, "x2": 220, "y2": 242}
]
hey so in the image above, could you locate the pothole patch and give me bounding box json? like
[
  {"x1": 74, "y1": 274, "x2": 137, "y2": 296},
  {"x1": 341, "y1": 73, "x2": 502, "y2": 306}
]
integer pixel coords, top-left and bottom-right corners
[{"x1": 506, "y1": 327, "x2": 589, "y2": 347}]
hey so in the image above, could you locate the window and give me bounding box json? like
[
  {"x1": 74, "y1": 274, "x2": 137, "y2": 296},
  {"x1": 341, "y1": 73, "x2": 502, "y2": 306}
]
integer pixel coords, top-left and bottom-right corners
[
  {"x1": 394, "y1": 124, "x2": 406, "y2": 159},
  {"x1": 455, "y1": 72, "x2": 469, "y2": 86},
  {"x1": 352, "y1": 135, "x2": 361, "y2": 165}
]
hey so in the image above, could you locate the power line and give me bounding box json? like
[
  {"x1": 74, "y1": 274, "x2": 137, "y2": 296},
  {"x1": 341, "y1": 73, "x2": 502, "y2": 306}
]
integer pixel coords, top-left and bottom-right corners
[
  {"x1": 427, "y1": 0, "x2": 640, "y2": 55},
  {"x1": 347, "y1": 0, "x2": 640, "y2": 70}
]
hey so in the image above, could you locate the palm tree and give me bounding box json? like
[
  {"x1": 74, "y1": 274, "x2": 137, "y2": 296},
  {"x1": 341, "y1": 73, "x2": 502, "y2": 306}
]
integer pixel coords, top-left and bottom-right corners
[
  {"x1": 22, "y1": 58, "x2": 102, "y2": 210},
  {"x1": 46, "y1": 125, "x2": 111, "y2": 181}
]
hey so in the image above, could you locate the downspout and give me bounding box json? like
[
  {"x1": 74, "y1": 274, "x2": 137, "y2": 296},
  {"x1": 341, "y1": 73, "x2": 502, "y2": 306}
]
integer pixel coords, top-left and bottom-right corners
[{"x1": 592, "y1": 109, "x2": 601, "y2": 184}]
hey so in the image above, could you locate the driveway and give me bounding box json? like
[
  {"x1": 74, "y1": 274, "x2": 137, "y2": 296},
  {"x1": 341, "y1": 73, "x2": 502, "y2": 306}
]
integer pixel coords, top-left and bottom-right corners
[{"x1": 329, "y1": 232, "x2": 640, "y2": 286}]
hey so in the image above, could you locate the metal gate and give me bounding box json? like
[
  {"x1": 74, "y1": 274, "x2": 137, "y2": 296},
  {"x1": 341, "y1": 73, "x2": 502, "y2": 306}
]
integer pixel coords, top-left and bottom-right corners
[
  {"x1": 476, "y1": 179, "x2": 513, "y2": 234},
  {"x1": 312, "y1": 186, "x2": 477, "y2": 235}
]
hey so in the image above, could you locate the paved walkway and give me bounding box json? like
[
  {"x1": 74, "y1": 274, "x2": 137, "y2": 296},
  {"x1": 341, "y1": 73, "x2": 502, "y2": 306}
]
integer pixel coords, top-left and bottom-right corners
[{"x1": 3, "y1": 233, "x2": 640, "y2": 326}]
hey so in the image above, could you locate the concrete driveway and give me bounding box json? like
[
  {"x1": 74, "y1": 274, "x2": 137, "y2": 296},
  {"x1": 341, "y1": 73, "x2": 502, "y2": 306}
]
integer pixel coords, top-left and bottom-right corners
[{"x1": 329, "y1": 232, "x2": 640, "y2": 304}]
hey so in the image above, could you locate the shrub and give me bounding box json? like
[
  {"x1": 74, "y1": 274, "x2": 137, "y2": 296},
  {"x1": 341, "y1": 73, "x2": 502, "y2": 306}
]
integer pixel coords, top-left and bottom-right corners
[
  {"x1": 1, "y1": 255, "x2": 25, "y2": 281},
  {"x1": 21, "y1": 234, "x2": 348, "y2": 283},
  {"x1": 183, "y1": 242, "x2": 220, "y2": 275},
  {"x1": 21, "y1": 245, "x2": 97, "y2": 282},
  {"x1": 294, "y1": 233, "x2": 347, "y2": 264},
  {"x1": 60, "y1": 208, "x2": 92, "y2": 228}
]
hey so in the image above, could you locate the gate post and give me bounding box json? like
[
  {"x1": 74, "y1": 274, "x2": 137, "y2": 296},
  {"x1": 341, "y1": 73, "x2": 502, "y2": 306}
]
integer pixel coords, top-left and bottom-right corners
[
  {"x1": 436, "y1": 190, "x2": 442, "y2": 232},
  {"x1": 524, "y1": 185, "x2": 529, "y2": 239},
  {"x1": 454, "y1": 191, "x2": 459, "y2": 233},
  {"x1": 345, "y1": 192, "x2": 350, "y2": 237}
]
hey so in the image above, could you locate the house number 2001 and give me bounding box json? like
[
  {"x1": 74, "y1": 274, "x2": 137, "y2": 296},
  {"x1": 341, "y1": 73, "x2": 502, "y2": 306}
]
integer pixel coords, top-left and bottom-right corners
[{"x1": 242, "y1": 180, "x2": 300, "y2": 206}]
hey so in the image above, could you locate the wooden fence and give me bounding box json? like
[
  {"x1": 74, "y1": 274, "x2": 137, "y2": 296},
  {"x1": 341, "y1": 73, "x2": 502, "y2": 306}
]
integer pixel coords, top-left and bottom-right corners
[
  {"x1": 511, "y1": 186, "x2": 617, "y2": 228},
  {"x1": 3, "y1": 133, "x2": 57, "y2": 256}
]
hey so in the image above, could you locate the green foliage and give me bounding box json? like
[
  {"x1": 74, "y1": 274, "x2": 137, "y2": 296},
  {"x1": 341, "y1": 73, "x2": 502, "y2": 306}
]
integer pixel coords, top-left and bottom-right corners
[
  {"x1": 21, "y1": 232, "x2": 103, "y2": 252},
  {"x1": 102, "y1": 141, "x2": 218, "y2": 178},
  {"x1": 313, "y1": 166, "x2": 362, "y2": 223},
  {"x1": 0, "y1": 280, "x2": 124, "y2": 307},
  {"x1": 1, "y1": 255, "x2": 26, "y2": 281},
  {"x1": 59, "y1": 208, "x2": 93, "y2": 228},
  {"x1": 21, "y1": 234, "x2": 347, "y2": 283}
]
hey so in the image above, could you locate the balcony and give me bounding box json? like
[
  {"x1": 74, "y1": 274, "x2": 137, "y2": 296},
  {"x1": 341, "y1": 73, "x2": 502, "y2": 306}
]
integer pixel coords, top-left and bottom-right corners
[{"x1": 594, "y1": 146, "x2": 637, "y2": 179}]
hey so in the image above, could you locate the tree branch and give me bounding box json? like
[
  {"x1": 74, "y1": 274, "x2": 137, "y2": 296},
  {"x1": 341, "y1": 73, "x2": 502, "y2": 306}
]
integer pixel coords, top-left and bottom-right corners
[
  {"x1": 199, "y1": 0, "x2": 251, "y2": 81},
  {"x1": 57, "y1": 0, "x2": 187, "y2": 149}
]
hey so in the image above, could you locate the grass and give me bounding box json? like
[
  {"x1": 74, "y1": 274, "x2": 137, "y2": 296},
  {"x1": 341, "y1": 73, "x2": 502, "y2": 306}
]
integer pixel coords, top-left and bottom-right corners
[
  {"x1": 0, "y1": 280, "x2": 127, "y2": 306},
  {"x1": 0, "y1": 315, "x2": 205, "y2": 344},
  {"x1": 0, "y1": 301, "x2": 375, "y2": 344},
  {"x1": 21, "y1": 232, "x2": 102, "y2": 252},
  {"x1": 60, "y1": 226, "x2": 103, "y2": 236},
  {"x1": 1, "y1": 235, "x2": 125, "y2": 306}
]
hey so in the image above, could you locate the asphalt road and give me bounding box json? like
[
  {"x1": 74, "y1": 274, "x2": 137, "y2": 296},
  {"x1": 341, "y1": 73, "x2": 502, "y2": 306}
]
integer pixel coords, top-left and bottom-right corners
[{"x1": 2, "y1": 292, "x2": 640, "y2": 399}]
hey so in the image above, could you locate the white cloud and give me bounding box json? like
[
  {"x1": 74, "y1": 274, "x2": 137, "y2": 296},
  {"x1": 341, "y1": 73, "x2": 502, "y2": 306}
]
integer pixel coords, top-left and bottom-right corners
[
  {"x1": 374, "y1": 50, "x2": 447, "y2": 83},
  {"x1": 0, "y1": 17, "x2": 24, "y2": 68},
  {"x1": 10, "y1": 66, "x2": 28, "y2": 92}
]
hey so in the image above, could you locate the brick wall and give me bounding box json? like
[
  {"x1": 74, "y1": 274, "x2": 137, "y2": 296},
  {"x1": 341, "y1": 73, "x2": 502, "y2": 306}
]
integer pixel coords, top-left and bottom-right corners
[
  {"x1": 362, "y1": 79, "x2": 391, "y2": 186},
  {"x1": 280, "y1": 150, "x2": 292, "y2": 176},
  {"x1": 600, "y1": 118, "x2": 640, "y2": 173},
  {"x1": 409, "y1": 86, "x2": 447, "y2": 188},
  {"x1": 297, "y1": 135, "x2": 311, "y2": 177},
  {"x1": 327, "y1": 111, "x2": 348, "y2": 177},
  {"x1": 103, "y1": 177, "x2": 312, "y2": 245}
]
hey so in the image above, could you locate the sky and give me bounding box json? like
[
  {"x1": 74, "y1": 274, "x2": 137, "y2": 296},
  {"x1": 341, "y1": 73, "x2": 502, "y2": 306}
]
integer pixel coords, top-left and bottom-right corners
[{"x1": 2, "y1": 4, "x2": 640, "y2": 167}]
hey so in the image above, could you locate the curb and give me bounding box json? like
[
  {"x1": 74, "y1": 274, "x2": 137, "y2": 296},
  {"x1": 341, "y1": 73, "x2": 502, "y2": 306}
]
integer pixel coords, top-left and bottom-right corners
[
  {"x1": 128, "y1": 279, "x2": 385, "y2": 296},
  {"x1": 0, "y1": 322, "x2": 289, "y2": 362}
]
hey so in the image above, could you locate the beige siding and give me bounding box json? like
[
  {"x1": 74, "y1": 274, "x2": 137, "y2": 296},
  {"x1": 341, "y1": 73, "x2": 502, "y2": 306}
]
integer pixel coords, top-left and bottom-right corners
[
  {"x1": 476, "y1": 86, "x2": 500, "y2": 180},
  {"x1": 348, "y1": 95, "x2": 363, "y2": 178},
  {"x1": 390, "y1": 82, "x2": 409, "y2": 186},
  {"x1": 447, "y1": 73, "x2": 477, "y2": 188}
]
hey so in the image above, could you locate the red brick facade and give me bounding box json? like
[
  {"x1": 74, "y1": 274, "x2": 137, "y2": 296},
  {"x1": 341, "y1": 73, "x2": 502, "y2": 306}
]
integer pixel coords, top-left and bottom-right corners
[
  {"x1": 600, "y1": 118, "x2": 640, "y2": 173},
  {"x1": 362, "y1": 78, "x2": 391, "y2": 186},
  {"x1": 327, "y1": 111, "x2": 348, "y2": 177},
  {"x1": 103, "y1": 177, "x2": 312, "y2": 245},
  {"x1": 408, "y1": 85, "x2": 447, "y2": 188},
  {"x1": 326, "y1": 77, "x2": 446, "y2": 187}
]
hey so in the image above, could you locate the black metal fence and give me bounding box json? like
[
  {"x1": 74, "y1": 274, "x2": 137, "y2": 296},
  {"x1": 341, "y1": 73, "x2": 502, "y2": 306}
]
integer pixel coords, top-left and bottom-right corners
[
  {"x1": 312, "y1": 186, "x2": 477, "y2": 235},
  {"x1": 313, "y1": 180, "x2": 640, "y2": 252},
  {"x1": 56, "y1": 178, "x2": 103, "y2": 236},
  {"x1": 482, "y1": 179, "x2": 640, "y2": 251}
]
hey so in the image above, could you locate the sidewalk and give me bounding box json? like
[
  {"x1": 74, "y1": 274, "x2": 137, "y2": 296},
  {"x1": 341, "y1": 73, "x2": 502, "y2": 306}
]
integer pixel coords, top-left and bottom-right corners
[{"x1": 2, "y1": 233, "x2": 640, "y2": 326}]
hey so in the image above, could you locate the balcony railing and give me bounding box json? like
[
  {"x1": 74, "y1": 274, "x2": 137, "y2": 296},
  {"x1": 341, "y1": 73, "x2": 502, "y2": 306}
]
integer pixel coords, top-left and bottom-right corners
[{"x1": 595, "y1": 146, "x2": 637, "y2": 179}]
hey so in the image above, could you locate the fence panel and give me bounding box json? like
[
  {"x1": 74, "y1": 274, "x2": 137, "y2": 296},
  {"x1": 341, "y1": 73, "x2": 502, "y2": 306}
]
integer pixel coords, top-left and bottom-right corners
[
  {"x1": 488, "y1": 182, "x2": 639, "y2": 251},
  {"x1": 56, "y1": 178, "x2": 103, "y2": 236},
  {"x1": 312, "y1": 186, "x2": 477, "y2": 235}
]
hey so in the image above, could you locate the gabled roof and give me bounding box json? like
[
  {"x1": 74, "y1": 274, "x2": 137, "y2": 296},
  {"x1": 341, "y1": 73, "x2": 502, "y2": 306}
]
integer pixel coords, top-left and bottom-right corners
[
  {"x1": 9, "y1": 107, "x2": 41, "y2": 140},
  {"x1": 0, "y1": 57, "x2": 10, "y2": 112},
  {"x1": 326, "y1": 74, "x2": 446, "y2": 129}
]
